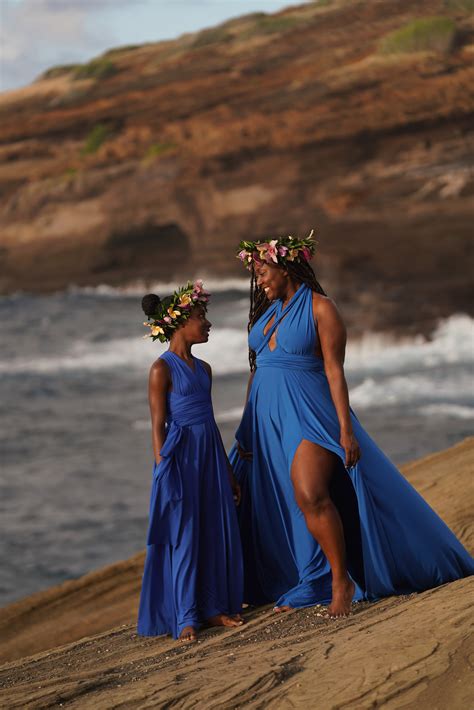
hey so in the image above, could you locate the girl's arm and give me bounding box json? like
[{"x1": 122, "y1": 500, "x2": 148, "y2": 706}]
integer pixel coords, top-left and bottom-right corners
[
  {"x1": 313, "y1": 294, "x2": 361, "y2": 468},
  {"x1": 148, "y1": 359, "x2": 170, "y2": 466}
]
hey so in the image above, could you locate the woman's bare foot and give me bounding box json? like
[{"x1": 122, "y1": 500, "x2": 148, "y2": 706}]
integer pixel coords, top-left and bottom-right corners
[
  {"x1": 328, "y1": 578, "x2": 355, "y2": 618},
  {"x1": 179, "y1": 625, "x2": 198, "y2": 642},
  {"x1": 273, "y1": 605, "x2": 292, "y2": 613},
  {"x1": 207, "y1": 613, "x2": 244, "y2": 627}
]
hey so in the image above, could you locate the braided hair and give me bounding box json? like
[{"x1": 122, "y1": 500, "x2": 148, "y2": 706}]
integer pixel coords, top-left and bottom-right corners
[{"x1": 247, "y1": 260, "x2": 326, "y2": 371}]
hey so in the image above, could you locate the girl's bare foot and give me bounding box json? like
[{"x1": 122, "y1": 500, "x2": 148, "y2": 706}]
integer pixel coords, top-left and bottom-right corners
[
  {"x1": 179, "y1": 625, "x2": 198, "y2": 642},
  {"x1": 328, "y1": 578, "x2": 355, "y2": 618},
  {"x1": 273, "y1": 605, "x2": 292, "y2": 613},
  {"x1": 207, "y1": 613, "x2": 244, "y2": 627}
]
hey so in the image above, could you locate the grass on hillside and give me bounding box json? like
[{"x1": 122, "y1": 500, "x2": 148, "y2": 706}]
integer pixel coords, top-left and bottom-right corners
[
  {"x1": 144, "y1": 142, "x2": 177, "y2": 159},
  {"x1": 379, "y1": 17, "x2": 457, "y2": 55},
  {"x1": 81, "y1": 124, "x2": 112, "y2": 155},
  {"x1": 74, "y1": 59, "x2": 117, "y2": 81},
  {"x1": 41, "y1": 64, "x2": 81, "y2": 80}
]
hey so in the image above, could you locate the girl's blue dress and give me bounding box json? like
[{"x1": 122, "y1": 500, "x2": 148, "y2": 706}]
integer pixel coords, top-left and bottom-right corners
[
  {"x1": 138, "y1": 351, "x2": 243, "y2": 638},
  {"x1": 230, "y1": 284, "x2": 473, "y2": 608}
]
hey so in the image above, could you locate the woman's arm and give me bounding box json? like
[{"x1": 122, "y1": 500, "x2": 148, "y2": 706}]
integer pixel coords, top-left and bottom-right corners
[
  {"x1": 313, "y1": 294, "x2": 360, "y2": 468},
  {"x1": 148, "y1": 359, "x2": 170, "y2": 466}
]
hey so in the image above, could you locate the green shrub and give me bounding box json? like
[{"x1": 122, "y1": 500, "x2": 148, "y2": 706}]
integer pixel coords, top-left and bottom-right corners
[
  {"x1": 41, "y1": 64, "x2": 80, "y2": 79},
  {"x1": 74, "y1": 59, "x2": 117, "y2": 80},
  {"x1": 81, "y1": 124, "x2": 112, "y2": 155},
  {"x1": 248, "y1": 14, "x2": 303, "y2": 36},
  {"x1": 192, "y1": 27, "x2": 233, "y2": 48},
  {"x1": 379, "y1": 17, "x2": 457, "y2": 54},
  {"x1": 145, "y1": 142, "x2": 176, "y2": 159},
  {"x1": 102, "y1": 44, "x2": 142, "y2": 57}
]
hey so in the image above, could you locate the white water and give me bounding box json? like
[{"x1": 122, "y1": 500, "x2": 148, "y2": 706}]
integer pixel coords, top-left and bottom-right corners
[{"x1": 2, "y1": 314, "x2": 472, "y2": 414}]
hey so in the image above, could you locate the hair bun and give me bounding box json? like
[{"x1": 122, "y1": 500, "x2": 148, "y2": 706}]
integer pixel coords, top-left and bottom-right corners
[{"x1": 142, "y1": 293, "x2": 161, "y2": 317}]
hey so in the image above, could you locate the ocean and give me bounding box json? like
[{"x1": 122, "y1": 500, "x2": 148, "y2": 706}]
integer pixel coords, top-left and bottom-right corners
[{"x1": 1, "y1": 281, "x2": 473, "y2": 607}]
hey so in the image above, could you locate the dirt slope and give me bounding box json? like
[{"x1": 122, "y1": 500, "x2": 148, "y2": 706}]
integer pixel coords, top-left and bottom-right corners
[{"x1": 0, "y1": 438, "x2": 472, "y2": 709}]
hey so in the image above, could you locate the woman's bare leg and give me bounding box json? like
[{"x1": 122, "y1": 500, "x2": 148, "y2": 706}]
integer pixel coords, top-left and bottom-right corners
[{"x1": 290, "y1": 439, "x2": 354, "y2": 617}]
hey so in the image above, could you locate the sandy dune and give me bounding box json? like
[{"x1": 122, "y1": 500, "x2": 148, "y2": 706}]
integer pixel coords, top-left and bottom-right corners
[{"x1": 0, "y1": 438, "x2": 473, "y2": 708}]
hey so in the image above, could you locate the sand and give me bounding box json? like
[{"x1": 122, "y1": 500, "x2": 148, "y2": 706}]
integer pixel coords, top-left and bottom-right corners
[{"x1": 0, "y1": 438, "x2": 473, "y2": 709}]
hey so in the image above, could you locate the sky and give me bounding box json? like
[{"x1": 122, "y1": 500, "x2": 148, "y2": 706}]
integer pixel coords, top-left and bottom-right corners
[{"x1": 0, "y1": 0, "x2": 310, "y2": 92}]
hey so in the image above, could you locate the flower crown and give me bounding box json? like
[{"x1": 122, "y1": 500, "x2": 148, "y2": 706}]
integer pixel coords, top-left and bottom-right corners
[
  {"x1": 143, "y1": 280, "x2": 210, "y2": 343},
  {"x1": 237, "y1": 229, "x2": 316, "y2": 270}
]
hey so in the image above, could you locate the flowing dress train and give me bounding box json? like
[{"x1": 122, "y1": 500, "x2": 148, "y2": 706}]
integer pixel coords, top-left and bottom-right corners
[
  {"x1": 138, "y1": 351, "x2": 243, "y2": 638},
  {"x1": 230, "y1": 284, "x2": 473, "y2": 608}
]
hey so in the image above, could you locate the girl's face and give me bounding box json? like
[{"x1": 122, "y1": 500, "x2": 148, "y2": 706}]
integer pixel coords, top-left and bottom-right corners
[
  {"x1": 255, "y1": 263, "x2": 289, "y2": 301},
  {"x1": 181, "y1": 305, "x2": 211, "y2": 343}
]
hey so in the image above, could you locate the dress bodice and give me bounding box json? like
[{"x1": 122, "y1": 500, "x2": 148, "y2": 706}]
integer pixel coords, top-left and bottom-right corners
[
  {"x1": 160, "y1": 351, "x2": 213, "y2": 426},
  {"x1": 248, "y1": 284, "x2": 323, "y2": 371}
]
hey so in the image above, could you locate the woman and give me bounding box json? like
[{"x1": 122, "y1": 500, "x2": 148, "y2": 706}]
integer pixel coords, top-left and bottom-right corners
[
  {"x1": 137, "y1": 280, "x2": 244, "y2": 642},
  {"x1": 231, "y1": 233, "x2": 473, "y2": 618}
]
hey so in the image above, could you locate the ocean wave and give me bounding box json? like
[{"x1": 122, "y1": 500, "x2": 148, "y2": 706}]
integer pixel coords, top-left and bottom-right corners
[
  {"x1": 1, "y1": 315, "x2": 472, "y2": 383},
  {"x1": 67, "y1": 278, "x2": 250, "y2": 298},
  {"x1": 417, "y1": 404, "x2": 474, "y2": 420},
  {"x1": 350, "y1": 371, "x2": 473, "y2": 409},
  {"x1": 0, "y1": 328, "x2": 249, "y2": 376},
  {"x1": 345, "y1": 314, "x2": 473, "y2": 373}
]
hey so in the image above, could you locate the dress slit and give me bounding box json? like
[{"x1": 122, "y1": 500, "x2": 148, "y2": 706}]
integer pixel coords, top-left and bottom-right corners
[{"x1": 290, "y1": 436, "x2": 366, "y2": 591}]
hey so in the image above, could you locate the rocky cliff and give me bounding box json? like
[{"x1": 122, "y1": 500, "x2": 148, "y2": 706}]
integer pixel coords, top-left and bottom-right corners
[{"x1": 1, "y1": 0, "x2": 473, "y2": 333}]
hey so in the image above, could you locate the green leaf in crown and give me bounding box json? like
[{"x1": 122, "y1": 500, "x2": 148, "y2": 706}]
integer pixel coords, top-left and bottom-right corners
[
  {"x1": 143, "y1": 280, "x2": 210, "y2": 342},
  {"x1": 237, "y1": 229, "x2": 316, "y2": 270}
]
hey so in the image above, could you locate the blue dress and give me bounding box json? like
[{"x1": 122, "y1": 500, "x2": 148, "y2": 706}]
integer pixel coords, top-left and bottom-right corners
[
  {"x1": 138, "y1": 350, "x2": 243, "y2": 638},
  {"x1": 230, "y1": 284, "x2": 473, "y2": 608}
]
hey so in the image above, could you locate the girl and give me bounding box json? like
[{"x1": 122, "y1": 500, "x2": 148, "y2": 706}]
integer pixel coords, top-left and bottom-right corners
[{"x1": 137, "y1": 280, "x2": 244, "y2": 642}]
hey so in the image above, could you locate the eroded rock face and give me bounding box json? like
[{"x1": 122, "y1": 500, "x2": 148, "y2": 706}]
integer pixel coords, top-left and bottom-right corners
[{"x1": 0, "y1": 0, "x2": 473, "y2": 333}]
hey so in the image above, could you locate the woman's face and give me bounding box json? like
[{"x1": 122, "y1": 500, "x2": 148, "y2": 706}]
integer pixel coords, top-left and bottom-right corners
[
  {"x1": 255, "y1": 263, "x2": 289, "y2": 301},
  {"x1": 181, "y1": 304, "x2": 211, "y2": 343}
]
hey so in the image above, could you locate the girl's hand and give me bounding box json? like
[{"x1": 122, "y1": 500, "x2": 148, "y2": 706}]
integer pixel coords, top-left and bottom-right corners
[
  {"x1": 340, "y1": 430, "x2": 361, "y2": 469},
  {"x1": 237, "y1": 442, "x2": 253, "y2": 461},
  {"x1": 232, "y1": 479, "x2": 241, "y2": 506}
]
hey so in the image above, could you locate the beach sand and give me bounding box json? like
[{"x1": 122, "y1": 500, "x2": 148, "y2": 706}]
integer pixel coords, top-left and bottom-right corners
[{"x1": 1, "y1": 438, "x2": 473, "y2": 709}]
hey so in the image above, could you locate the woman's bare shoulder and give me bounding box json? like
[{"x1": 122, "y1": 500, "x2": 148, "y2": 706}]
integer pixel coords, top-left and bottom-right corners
[
  {"x1": 311, "y1": 292, "x2": 341, "y2": 317},
  {"x1": 149, "y1": 357, "x2": 171, "y2": 381}
]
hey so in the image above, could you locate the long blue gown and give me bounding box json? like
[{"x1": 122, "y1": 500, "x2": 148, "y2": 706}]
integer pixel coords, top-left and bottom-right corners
[
  {"x1": 138, "y1": 351, "x2": 243, "y2": 638},
  {"x1": 230, "y1": 284, "x2": 473, "y2": 608}
]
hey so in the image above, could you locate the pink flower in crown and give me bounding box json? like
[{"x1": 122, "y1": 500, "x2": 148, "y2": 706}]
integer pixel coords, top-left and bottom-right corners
[
  {"x1": 238, "y1": 249, "x2": 248, "y2": 262},
  {"x1": 278, "y1": 245, "x2": 288, "y2": 257},
  {"x1": 193, "y1": 280, "x2": 204, "y2": 293},
  {"x1": 301, "y1": 246, "x2": 312, "y2": 261},
  {"x1": 164, "y1": 316, "x2": 172, "y2": 323},
  {"x1": 262, "y1": 239, "x2": 279, "y2": 264}
]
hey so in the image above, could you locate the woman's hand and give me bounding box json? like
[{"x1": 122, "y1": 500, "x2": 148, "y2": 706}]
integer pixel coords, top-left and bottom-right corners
[
  {"x1": 236, "y1": 442, "x2": 253, "y2": 461},
  {"x1": 232, "y1": 479, "x2": 241, "y2": 506},
  {"x1": 340, "y1": 430, "x2": 361, "y2": 469}
]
